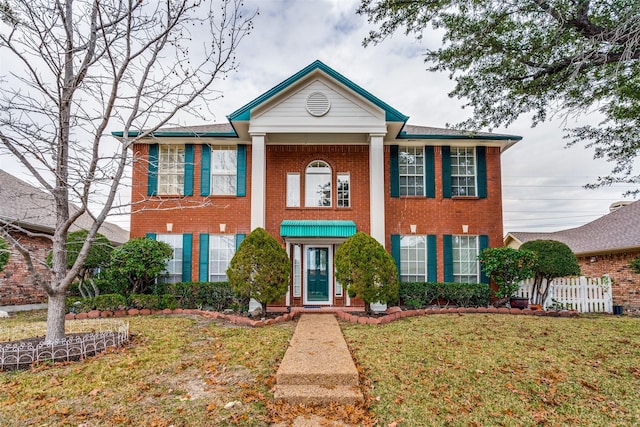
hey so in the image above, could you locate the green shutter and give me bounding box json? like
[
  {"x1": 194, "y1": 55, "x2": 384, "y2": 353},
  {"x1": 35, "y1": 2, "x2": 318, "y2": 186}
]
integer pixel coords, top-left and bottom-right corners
[
  {"x1": 199, "y1": 234, "x2": 209, "y2": 282},
  {"x1": 390, "y1": 145, "x2": 399, "y2": 198},
  {"x1": 427, "y1": 235, "x2": 437, "y2": 282},
  {"x1": 425, "y1": 146, "x2": 435, "y2": 198},
  {"x1": 479, "y1": 235, "x2": 489, "y2": 284},
  {"x1": 443, "y1": 234, "x2": 453, "y2": 282},
  {"x1": 235, "y1": 233, "x2": 245, "y2": 251},
  {"x1": 442, "y1": 146, "x2": 451, "y2": 199},
  {"x1": 148, "y1": 144, "x2": 159, "y2": 196},
  {"x1": 146, "y1": 232, "x2": 156, "y2": 240},
  {"x1": 182, "y1": 234, "x2": 192, "y2": 282},
  {"x1": 391, "y1": 234, "x2": 401, "y2": 278},
  {"x1": 200, "y1": 145, "x2": 211, "y2": 196},
  {"x1": 476, "y1": 146, "x2": 487, "y2": 199},
  {"x1": 237, "y1": 145, "x2": 246, "y2": 197},
  {"x1": 184, "y1": 144, "x2": 194, "y2": 196}
]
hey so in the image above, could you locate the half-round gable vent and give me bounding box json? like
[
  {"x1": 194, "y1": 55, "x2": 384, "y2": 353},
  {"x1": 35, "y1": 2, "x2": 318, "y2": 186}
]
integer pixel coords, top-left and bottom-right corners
[{"x1": 306, "y1": 91, "x2": 331, "y2": 117}]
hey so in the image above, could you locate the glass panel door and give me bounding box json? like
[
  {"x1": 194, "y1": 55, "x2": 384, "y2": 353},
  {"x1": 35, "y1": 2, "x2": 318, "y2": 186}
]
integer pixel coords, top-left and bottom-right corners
[{"x1": 306, "y1": 247, "x2": 329, "y2": 302}]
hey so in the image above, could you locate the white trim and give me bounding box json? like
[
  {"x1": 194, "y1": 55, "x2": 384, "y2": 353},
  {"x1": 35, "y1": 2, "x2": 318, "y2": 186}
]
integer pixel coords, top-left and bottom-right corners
[
  {"x1": 369, "y1": 134, "x2": 386, "y2": 244},
  {"x1": 250, "y1": 134, "x2": 266, "y2": 229},
  {"x1": 303, "y1": 244, "x2": 333, "y2": 306}
]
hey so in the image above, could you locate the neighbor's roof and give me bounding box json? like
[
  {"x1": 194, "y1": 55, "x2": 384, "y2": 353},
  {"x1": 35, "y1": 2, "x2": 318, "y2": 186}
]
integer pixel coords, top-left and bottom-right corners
[
  {"x1": 0, "y1": 169, "x2": 129, "y2": 244},
  {"x1": 506, "y1": 200, "x2": 640, "y2": 256}
]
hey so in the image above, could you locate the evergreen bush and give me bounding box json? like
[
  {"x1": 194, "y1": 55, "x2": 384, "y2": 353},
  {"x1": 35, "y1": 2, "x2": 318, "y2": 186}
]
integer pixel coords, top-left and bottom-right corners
[
  {"x1": 93, "y1": 294, "x2": 127, "y2": 311},
  {"x1": 398, "y1": 282, "x2": 490, "y2": 307}
]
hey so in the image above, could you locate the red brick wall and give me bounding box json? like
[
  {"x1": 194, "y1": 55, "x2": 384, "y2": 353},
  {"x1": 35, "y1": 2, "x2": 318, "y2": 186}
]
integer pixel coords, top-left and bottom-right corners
[
  {"x1": 0, "y1": 231, "x2": 49, "y2": 305},
  {"x1": 578, "y1": 251, "x2": 640, "y2": 310},
  {"x1": 130, "y1": 143, "x2": 252, "y2": 281},
  {"x1": 384, "y1": 146, "x2": 504, "y2": 282}
]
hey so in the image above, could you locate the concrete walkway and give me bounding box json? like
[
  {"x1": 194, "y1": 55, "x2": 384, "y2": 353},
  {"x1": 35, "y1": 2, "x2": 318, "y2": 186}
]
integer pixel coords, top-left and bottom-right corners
[
  {"x1": 0, "y1": 303, "x2": 47, "y2": 313},
  {"x1": 274, "y1": 314, "x2": 363, "y2": 405}
]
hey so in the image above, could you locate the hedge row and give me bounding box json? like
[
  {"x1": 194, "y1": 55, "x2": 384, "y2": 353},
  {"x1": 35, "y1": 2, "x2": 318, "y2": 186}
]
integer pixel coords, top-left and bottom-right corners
[
  {"x1": 399, "y1": 281, "x2": 491, "y2": 308},
  {"x1": 66, "y1": 281, "x2": 240, "y2": 313}
]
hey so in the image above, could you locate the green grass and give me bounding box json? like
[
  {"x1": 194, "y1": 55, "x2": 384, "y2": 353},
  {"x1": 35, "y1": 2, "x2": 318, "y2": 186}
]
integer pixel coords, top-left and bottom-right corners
[
  {"x1": 0, "y1": 311, "x2": 294, "y2": 426},
  {"x1": 342, "y1": 314, "x2": 640, "y2": 426},
  {"x1": 2, "y1": 311, "x2": 639, "y2": 426}
]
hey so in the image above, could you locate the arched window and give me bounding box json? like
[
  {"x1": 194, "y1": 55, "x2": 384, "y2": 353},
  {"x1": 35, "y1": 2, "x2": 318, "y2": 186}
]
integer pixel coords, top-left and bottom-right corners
[{"x1": 305, "y1": 160, "x2": 332, "y2": 207}]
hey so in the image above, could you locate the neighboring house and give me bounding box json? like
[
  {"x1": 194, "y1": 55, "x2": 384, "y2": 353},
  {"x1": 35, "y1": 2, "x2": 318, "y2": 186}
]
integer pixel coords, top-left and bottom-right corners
[
  {"x1": 505, "y1": 200, "x2": 640, "y2": 310},
  {"x1": 122, "y1": 60, "x2": 521, "y2": 310},
  {"x1": 0, "y1": 169, "x2": 129, "y2": 306}
]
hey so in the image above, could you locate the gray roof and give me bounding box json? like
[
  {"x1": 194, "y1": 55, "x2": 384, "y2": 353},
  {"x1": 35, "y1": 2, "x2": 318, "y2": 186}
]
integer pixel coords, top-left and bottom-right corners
[
  {"x1": 0, "y1": 169, "x2": 129, "y2": 244},
  {"x1": 507, "y1": 200, "x2": 640, "y2": 255},
  {"x1": 401, "y1": 124, "x2": 520, "y2": 139}
]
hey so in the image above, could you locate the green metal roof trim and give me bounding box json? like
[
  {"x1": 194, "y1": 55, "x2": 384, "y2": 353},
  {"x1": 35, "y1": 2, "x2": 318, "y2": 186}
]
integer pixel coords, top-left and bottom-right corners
[
  {"x1": 111, "y1": 130, "x2": 238, "y2": 138},
  {"x1": 280, "y1": 220, "x2": 357, "y2": 238},
  {"x1": 227, "y1": 60, "x2": 409, "y2": 123},
  {"x1": 397, "y1": 131, "x2": 522, "y2": 141}
]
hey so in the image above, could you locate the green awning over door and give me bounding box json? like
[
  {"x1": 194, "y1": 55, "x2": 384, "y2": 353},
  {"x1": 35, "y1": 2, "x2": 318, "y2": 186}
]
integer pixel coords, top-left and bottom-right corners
[{"x1": 280, "y1": 220, "x2": 356, "y2": 238}]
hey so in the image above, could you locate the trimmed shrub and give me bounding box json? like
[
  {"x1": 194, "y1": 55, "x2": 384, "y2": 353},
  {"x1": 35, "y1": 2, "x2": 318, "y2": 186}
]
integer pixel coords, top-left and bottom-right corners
[
  {"x1": 151, "y1": 281, "x2": 238, "y2": 311},
  {"x1": 160, "y1": 294, "x2": 179, "y2": 310},
  {"x1": 127, "y1": 294, "x2": 161, "y2": 310},
  {"x1": 398, "y1": 282, "x2": 491, "y2": 307},
  {"x1": 110, "y1": 237, "x2": 173, "y2": 295},
  {"x1": 66, "y1": 296, "x2": 94, "y2": 313},
  {"x1": 93, "y1": 294, "x2": 127, "y2": 311}
]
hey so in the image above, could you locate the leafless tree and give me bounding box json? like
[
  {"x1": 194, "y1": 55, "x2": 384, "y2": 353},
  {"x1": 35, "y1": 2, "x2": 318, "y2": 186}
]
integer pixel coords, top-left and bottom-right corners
[{"x1": 0, "y1": 0, "x2": 255, "y2": 343}]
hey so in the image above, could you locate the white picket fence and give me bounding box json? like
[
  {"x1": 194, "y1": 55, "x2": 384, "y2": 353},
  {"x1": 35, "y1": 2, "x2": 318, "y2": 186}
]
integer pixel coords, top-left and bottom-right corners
[{"x1": 516, "y1": 275, "x2": 613, "y2": 313}]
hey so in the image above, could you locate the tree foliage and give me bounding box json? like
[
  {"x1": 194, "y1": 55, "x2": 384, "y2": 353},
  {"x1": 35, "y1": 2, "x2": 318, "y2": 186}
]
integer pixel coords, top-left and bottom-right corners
[
  {"x1": 226, "y1": 228, "x2": 291, "y2": 314},
  {"x1": 520, "y1": 240, "x2": 580, "y2": 305},
  {"x1": 334, "y1": 232, "x2": 399, "y2": 314},
  {"x1": 109, "y1": 237, "x2": 173, "y2": 295},
  {"x1": 0, "y1": 237, "x2": 9, "y2": 272},
  {"x1": 47, "y1": 230, "x2": 113, "y2": 298},
  {"x1": 479, "y1": 247, "x2": 537, "y2": 303},
  {"x1": 0, "y1": 0, "x2": 254, "y2": 342},
  {"x1": 629, "y1": 256, "x2": 640, "y2": 274},
  {"x1": 358, "y1": 0, "x2": 640, "y2": 192}
]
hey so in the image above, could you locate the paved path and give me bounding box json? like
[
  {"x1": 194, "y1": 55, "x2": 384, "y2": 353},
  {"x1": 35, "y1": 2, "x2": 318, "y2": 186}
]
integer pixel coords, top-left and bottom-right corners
[
  {"x1": 274, "y1": 313, "x2": 363, "y2": 405},
  {"x1": 0, "y1": 303, "x2": 47, "y2": 316}
]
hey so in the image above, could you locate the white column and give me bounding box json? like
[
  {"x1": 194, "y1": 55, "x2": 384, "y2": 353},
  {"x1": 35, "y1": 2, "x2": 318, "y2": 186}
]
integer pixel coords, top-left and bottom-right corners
[
  {"x1": 369, "y1": 134, "x2": 386, "y2": 245},
  {"x1": 250, "y1": 133, "x2": 266, "y2": 230}
]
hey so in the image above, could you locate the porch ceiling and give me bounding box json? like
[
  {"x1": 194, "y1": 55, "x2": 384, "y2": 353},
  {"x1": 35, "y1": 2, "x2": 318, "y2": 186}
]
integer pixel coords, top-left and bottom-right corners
[{"x1": 280, "y1": 220, "x2": 356, "y2": 238}]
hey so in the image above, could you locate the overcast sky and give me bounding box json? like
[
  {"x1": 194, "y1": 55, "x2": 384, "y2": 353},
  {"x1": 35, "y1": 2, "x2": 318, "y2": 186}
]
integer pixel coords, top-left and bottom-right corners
[{"x1": 1, "y1": 0, "x2": 637, "y2": 233}]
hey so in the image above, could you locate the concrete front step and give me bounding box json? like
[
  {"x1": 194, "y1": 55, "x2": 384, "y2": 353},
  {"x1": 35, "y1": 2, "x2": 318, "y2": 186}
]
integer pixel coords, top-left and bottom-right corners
[
  {"x1": 274, "y1": 384, "x2": 364, "y2": 405},
  {"x1": 275, "y1": 314, "x2": 364, "y2": 405}
]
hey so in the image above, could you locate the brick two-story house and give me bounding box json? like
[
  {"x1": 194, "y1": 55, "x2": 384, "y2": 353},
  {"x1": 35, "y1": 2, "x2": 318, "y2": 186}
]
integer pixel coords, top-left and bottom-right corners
[{"x1": 122, "y1": 61, "x2": 521, "y2": 310}]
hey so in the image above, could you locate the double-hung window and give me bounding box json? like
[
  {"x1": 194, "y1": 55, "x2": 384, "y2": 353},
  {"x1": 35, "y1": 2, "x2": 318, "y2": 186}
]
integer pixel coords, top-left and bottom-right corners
[
  {"x1": 156, "y1": 234, "x2": 183, "y2": 283},
  {"x1": 287, "y1": 173, "x2": 301, "y2": 207},
  {"x1": 399, "y1": 146, "x2": 424, "y2": 196},
  {"x1": 452, "y1": 235, "x2": 479, "y2": 283},
  {"x1": 400, "y1": 235, "x2": 427, "y2": 282},
  {"x1": 158, "y1": 145, "x2": 185, "y2": 195},
  {"x1": 211, "y1": 146, "x2": 237, "y2": 195},
  {"x1": 208, "y1": 234, "x2": 235, "y2": 282},
  {"x1": 451, "y1": 147, "x2": 476, "y2": 196},
  {"x1": 337, "y1": 173, "x2": 350, "y2": 208}
]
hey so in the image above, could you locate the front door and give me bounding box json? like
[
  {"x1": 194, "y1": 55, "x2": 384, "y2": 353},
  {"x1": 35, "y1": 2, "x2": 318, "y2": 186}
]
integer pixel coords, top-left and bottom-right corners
[{"x1": 306, "y1": 247, "x2": 330, "y2": 304}]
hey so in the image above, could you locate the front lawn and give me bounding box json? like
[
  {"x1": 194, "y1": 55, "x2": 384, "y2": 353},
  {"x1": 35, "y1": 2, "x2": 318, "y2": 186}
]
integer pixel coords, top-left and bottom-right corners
[{"x1": 343, "y1": 314, "x2": 640, "y2": 426}]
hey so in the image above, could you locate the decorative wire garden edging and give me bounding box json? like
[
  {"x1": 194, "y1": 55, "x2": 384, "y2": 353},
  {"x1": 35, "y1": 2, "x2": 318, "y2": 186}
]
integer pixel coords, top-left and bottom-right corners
[{"x1": 0, "y1": 319, "x2": 130, "y2": 371}]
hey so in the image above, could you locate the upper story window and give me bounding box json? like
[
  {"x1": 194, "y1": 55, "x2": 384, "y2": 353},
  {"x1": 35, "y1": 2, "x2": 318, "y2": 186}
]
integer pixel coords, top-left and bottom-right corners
[
  {"x1": 287, "y1": 173, "x2": 301, "y2": 207},
  {"x1": 156, "y1": 234, "x2": 183, "y2": 283},
  {"x1": 451, "y1": 147, "x2": 476, "y2": 196},
  {"x1": 211, "y1": 145, "x2": 237, "y2": 195},
  {"x1": 305, "y1": 160, "x2": 332, "y2": 207},
  {"x1": 158, "y1": 145, "x2": 185, "y2": 195},
  {"x1": 399, "y1": 146, "x2": 424, "y2": 196},
  {"x1": 337, "y1": 173, "x2": 350, "y2": 208},
  {"x1": 453, "y1": 235, "x2": 479, "y2": 283}
]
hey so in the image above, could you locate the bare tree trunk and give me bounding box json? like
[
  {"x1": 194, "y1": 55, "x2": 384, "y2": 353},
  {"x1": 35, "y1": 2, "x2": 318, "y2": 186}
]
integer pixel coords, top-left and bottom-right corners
[{"x1": 45, "y1": 293, "x2": 67, "y2": 343}]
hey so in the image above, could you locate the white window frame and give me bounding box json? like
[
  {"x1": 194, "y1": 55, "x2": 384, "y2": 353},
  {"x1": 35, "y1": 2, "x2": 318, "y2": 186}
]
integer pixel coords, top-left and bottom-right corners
[
  {"x1": 451, "y1": 147, "x2": 477, "y2": 197},
  {"x1": 211, "y1": 145, "x2": 237, "y2": 196},
  {"x1": 287, "y1": 173, "x2": 301, "y2": 207},
  {"x1": 158, "y1": 145, "x2": 185, "y2": 195},
  {"x1": 305, "y1": 160, "x2": 332, "y2": 207},
  {"x1": 156, "y1": 234, "x2": 183, "y2": 283},
  {"x1": 399, "y1": 146, "x2": 425, "y2": 197},
  {"x1": 400, "y1": 235, "x2": 428, "y2": 282},
  {"x1": 292, "y1": 244, "x2": 302, "y2": 297},
  {"x1": 209, "y1": 234, "x2": 235, "y2": 282},
  {"x1": 453, "y1": 235, "x2": 480, "y2": 283},
  {"x1": 337, "y1": 173, "x2": 350, "y2": 208}
]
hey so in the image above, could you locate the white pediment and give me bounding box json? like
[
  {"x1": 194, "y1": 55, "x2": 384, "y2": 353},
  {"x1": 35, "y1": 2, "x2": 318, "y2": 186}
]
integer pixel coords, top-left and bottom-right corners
[{"x1": 248, "y1": 77, "x2": 387, "y2": 134}]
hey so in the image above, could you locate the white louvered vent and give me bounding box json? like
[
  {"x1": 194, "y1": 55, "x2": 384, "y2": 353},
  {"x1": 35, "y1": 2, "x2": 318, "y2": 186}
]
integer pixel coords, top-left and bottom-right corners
[{"x1": 305, "y1": 91, "x2": 331, "y2": 117}]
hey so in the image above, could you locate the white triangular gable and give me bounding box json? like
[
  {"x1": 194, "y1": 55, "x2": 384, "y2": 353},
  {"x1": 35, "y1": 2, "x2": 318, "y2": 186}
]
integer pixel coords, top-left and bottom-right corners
[{"x1": 248, "y1": 77, "x2": 387, "y2": 134}]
